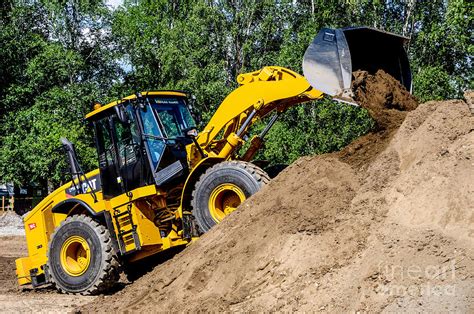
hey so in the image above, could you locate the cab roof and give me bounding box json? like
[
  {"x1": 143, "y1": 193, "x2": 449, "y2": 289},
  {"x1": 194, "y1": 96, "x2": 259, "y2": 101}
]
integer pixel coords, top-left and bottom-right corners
[{"x1": 85, "y1": 91, "x2": 187, "y2": 120}]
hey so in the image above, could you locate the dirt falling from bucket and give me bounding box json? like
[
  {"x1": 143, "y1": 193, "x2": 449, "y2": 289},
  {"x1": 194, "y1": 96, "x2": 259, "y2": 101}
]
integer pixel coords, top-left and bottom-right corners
[{"x1": 339, "y1": 69, "x2": 418, "y2": 168}]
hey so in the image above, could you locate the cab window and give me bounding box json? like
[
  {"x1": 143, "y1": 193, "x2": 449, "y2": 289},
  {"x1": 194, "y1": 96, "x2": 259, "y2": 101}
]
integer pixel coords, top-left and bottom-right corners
[
  {"x1": 151, "y1": 97, "x2": 196, "y2": 138},
  {"x1": 156, "y1": 107, "x2": 181, "y2": 138},
  {"x1": 139, "y1": 106, "x2": 166, "y2": 170},
  {"x1": 114, "y1": 116, "x2": 137, "y2": 166}
]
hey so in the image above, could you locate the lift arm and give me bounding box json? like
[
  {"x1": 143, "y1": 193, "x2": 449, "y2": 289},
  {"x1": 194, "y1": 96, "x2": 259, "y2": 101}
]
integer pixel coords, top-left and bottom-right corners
[{"x1": 192, "y1": 66, "x2": 324, "y2": 162}]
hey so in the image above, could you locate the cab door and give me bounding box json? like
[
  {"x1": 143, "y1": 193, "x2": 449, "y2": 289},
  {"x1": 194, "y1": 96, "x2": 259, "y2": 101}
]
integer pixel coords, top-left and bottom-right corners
[
  {"x1": 95, "y1": 115, "x2": 122, "y2": 198},
  {"x1": 112, "y1": 110, "x2": 150, "y2": 193},
  {"x1": 94, "y1": 111, "x2": 147, "y2": 198}
]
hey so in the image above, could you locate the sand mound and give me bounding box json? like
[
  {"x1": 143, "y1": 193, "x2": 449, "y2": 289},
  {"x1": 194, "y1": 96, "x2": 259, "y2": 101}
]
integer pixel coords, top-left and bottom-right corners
[{"x1": 80, "y1": 74, "x2": 473, "y2": 312}]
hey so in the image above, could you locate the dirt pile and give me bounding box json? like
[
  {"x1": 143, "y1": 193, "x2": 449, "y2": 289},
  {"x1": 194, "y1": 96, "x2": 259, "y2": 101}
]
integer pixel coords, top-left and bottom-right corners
[
  {"x1": 0, "y1": 236, "x2": 27, "y2": 295},
  {"x1": 80, "y1": 73, "x2": 473, "y2": 312},
  {"x1": 465, "y1": 90, "x2": 474, "y2": 114}
]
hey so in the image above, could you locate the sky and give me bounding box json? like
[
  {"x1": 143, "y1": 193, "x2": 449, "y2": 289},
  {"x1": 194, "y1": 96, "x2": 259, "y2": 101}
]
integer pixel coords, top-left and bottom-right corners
[{"x1": 106, "y1": 0, "x2": 123, "y2": 9}]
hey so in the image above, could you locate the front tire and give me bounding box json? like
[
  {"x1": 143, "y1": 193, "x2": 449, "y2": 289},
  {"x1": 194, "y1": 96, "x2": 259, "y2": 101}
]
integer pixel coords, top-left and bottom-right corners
[
  {"x1": 191, "y1": 161, "x2": 270, "y2": 233},
  {"x1": 47, "y1": 215, "x2": 119, "y2": 295}
]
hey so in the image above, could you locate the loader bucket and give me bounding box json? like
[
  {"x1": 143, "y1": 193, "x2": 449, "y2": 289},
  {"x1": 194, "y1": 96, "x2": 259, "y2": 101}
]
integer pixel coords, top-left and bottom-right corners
[{"x1": 303, "y1": 26, "x2": 412, "y2": 97}]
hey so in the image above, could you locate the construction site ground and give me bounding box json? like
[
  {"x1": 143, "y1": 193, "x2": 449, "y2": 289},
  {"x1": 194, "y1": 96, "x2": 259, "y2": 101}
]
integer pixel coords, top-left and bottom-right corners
[
  {"x1": 0, "y1": 235, "x2": 96, "y2": 312},
  {"x1": 1, "y1": 72, "x2": 473, "y2": 312}
]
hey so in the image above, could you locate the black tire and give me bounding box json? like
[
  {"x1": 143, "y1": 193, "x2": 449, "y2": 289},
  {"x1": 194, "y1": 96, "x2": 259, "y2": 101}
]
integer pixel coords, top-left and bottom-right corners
[
  {"x1": 191, "y1": 161, "x2": 270, "y2": 233},
  {"x1": 47, "y1": 215, "x2": 119, "y2": 295}
]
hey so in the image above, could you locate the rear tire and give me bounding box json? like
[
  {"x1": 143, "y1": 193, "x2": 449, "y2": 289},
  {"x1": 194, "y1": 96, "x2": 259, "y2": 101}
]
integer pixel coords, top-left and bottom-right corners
[
  {"x1": 191, "y1": 161, "x2": 269, "y2": 233},
  {"x1": 47, "y1": 215, "x2": 119, "y2": 295}
]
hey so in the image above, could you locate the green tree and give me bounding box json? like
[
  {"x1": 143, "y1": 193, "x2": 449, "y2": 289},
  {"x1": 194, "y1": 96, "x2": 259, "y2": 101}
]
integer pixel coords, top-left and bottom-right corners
[
  {"x1": 409, "y1": 0, "x2": 473, "y2": 100},
  {"x1": 0, "y1": 0, "x2": 117, "y2": 190}
]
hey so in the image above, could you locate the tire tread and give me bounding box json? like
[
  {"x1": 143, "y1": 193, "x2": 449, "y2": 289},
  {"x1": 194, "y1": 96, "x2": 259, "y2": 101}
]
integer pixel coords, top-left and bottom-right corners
[
  {"x1": 47, "y1": 215, "x2": 119, "y2": 295},
  {"x1": 191, "y1": 161, "x2": 270, "y2": 232}
]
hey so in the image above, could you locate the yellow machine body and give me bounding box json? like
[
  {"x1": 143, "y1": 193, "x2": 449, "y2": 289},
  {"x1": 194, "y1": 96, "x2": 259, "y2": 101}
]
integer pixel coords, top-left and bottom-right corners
[{"x1": 15, "y1": 169, "x2": 189, "y2": 284}]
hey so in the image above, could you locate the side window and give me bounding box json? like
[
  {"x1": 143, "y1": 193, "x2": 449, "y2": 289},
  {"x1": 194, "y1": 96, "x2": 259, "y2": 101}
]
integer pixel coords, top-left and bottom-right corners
[
  {"x1": 114, "y1": 118, "x2": 137, "y2": 166},
  {"x1": 96, "y1": 118, "x2": 114, "y2": 167},
  {"x1": 126, "y1": 105, "x2": 140, "y2": 145},
  {"x1": 139, "y1": 106, "x2": 166, "y2": 170},
  {"x1": 178, "y1": 102, "x2": 196, "y2": 129},
  {"x1": 141, "y1": 106, "x2": 162, "y2": 137}
]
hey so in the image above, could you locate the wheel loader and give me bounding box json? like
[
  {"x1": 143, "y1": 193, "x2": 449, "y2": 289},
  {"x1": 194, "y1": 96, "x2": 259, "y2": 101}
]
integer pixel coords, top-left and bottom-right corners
[{"x1": 15, "y1": 27, "x2": 411, "y2": 294}]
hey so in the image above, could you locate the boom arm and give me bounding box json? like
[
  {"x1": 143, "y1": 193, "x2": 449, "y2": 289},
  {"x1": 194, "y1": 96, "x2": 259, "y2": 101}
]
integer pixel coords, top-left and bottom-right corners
[{"x1": 193, "y1": 66, "x2": 323, "y2": 163}]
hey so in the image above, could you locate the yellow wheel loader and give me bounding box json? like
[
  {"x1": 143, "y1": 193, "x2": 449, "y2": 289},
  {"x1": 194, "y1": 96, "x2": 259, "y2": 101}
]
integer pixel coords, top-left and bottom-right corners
[{"x1": 15, "y1": 27, "x2": 412, "y2": 294}]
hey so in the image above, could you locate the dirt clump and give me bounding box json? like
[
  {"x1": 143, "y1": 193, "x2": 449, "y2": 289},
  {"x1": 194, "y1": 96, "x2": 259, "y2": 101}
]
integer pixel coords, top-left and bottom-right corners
[
  {"x1": 78, "y1": 72, "x2": 473, "y2": 312},
  {"x1": 352, "y1": 69, "x2": 418, "y2": 131},
  {"x1": 340, "y1": 70, "x2": 418, "y2": 169}
]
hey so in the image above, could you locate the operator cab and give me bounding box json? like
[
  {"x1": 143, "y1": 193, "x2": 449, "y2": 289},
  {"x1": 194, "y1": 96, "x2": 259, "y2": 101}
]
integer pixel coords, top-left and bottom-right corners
[{"x1": 86, "y1": 92, "x2": 197, "y2": 198}]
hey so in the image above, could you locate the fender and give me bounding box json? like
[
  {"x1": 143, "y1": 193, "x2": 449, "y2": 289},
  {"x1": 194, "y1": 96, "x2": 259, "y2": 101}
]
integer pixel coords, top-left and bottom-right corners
[
  {"x1": 51, "y1": 198, "x2": 102, "y2": 216},
  {"x1": 179, "y1": 156, "x2": 225, "y2": 212},
  {"x1": 51, "y1": 198, "x2": 120, "y2": 254}
]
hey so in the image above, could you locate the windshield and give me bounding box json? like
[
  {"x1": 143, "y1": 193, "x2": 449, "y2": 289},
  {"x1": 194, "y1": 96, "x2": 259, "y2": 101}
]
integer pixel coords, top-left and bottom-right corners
[
  {"x1": 148, "y1": 97, "x2": 196, "y2": 138},
  {"x1": 137, "y1": 96, "x2": 196, "y2": 172}
]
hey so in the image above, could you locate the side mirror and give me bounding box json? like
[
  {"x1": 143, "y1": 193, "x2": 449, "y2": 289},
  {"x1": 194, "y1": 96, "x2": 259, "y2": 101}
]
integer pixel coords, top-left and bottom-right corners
[
  {"x1": 135, "y1": 92, "x2": 147, "y2": 110},
  {"x1": 183, "y1": 127, "x2": 198, "y2": 138},
  {"x1": 114, "y1": 104, "x2": 128, "y2": 123},
  {"x1": 182, "y1": 127, "x2": 206, "y2": 158}
]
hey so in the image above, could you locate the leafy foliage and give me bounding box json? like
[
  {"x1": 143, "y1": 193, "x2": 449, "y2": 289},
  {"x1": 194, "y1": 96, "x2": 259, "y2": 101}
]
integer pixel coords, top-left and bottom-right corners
[
  {"x1": 255, "y1": 100, "x2": 374, "y2": 165},
  {"x1": 0, "y1": 1, "x2": 116, "y2": 189},
  {"x1": 0, "y1": 0, "x2": 471, "y2": 190}
]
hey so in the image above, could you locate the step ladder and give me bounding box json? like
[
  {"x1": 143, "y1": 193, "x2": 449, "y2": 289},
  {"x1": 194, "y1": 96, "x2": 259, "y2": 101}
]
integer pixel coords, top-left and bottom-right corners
[{"x1": 112, "y1": 202, "x2": 141, "y2": 255}]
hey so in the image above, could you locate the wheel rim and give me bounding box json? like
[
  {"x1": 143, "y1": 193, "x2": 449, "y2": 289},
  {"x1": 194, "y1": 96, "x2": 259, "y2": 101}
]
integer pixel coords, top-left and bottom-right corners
[
  {"x1": 208, "y1": 183, "x2": 246, "y2": 223},
  {"x1": 60, "y1": 235, "x2": 91, "y2": 277}
]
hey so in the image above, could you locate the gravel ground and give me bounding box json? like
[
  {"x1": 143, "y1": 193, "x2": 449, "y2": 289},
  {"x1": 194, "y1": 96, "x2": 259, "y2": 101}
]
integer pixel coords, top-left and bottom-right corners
[{"x1": 0, "y1": 212, "x2": 25, "y2": 236}]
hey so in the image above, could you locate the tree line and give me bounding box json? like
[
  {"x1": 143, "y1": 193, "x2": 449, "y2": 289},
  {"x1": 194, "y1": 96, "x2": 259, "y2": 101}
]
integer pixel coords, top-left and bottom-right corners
[{"x1": 0, "y1": 0, "x2": 472, "y2": 191}]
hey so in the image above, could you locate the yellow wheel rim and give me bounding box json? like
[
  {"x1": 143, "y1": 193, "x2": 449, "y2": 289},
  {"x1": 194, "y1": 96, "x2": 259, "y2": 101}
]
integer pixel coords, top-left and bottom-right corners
[
  {"x1": 208, "y1": 183, "x2": 246, "y2": 223},
  {"x1": 60, "y1": 235, "x2": 91, "y2": 277}
]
